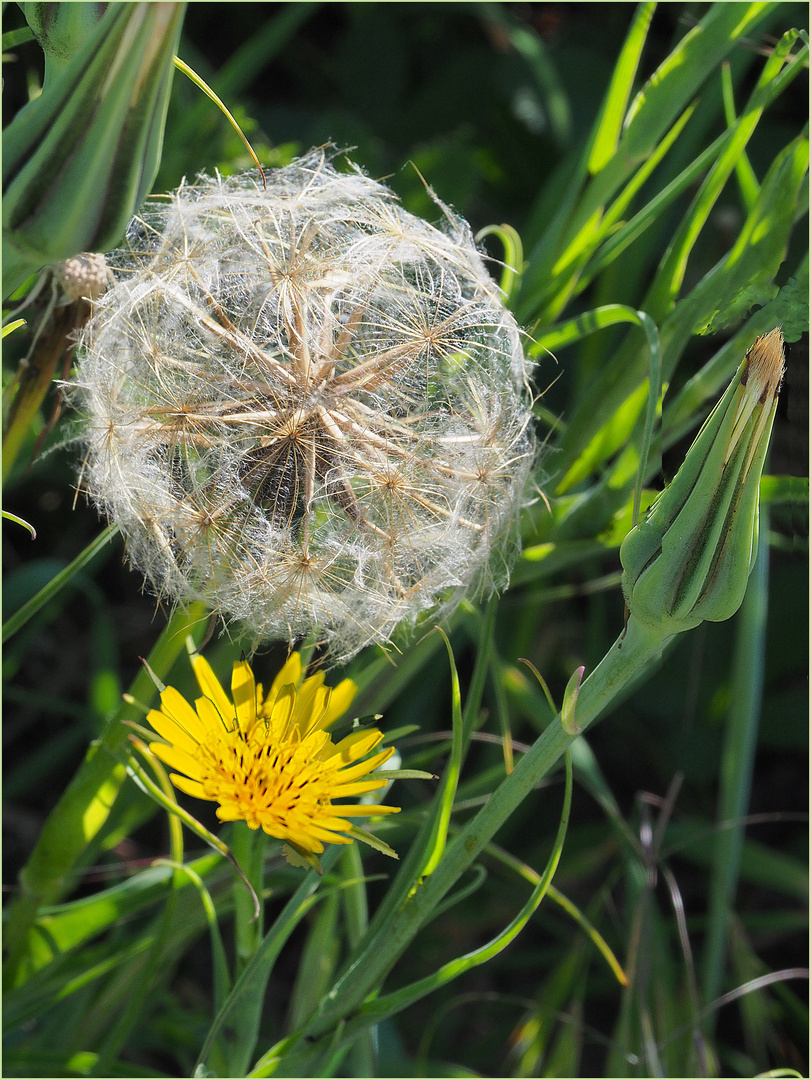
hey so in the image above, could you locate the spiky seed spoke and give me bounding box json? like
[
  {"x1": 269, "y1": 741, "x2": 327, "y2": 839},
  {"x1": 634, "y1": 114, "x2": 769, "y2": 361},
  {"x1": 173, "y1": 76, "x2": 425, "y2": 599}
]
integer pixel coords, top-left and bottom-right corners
[
  {"x1": 316, "y1": 298, "x2": 369, "y2": 381},
  {"x1": 164, "y1": 284, "x2": 297, "y2": 388}
]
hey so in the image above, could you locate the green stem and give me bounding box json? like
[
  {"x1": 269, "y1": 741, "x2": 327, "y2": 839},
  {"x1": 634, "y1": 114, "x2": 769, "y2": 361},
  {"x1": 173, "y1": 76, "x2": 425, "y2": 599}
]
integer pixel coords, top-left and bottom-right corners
[
  {"x1": 3, "y1": 601, "x2": 208, "y2": 989},
  {"x1": 341, "y1": 844, "x2": 375, "y2": 1078},
  {"x1": 252, "y1": 615, "x2": 668, "y2": 1073},
  {"x1": 229, "y1": 826, "x2": 269, "y2": 1077},
  {"x1": 195, "y1": 846, "x2": 343, "y2": 1075}
]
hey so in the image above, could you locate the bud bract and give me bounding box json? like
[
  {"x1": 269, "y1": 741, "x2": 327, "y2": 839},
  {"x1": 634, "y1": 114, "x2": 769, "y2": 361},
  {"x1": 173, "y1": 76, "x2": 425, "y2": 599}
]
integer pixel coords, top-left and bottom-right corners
[
  {"x1": 621, "y1": 328, "x2": 785, "y2": 636},
  {"x1": 19, "y1": 3, "x2": 111, "y2": 80},
  {"x1": 3, "y1": 2, "x2": 185, "y2": 299}
]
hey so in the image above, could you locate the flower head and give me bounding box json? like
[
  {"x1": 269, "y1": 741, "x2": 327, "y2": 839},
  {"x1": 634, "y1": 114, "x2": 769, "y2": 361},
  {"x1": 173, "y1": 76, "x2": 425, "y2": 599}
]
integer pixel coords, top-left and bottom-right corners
[
  {"x1": 146, "y1": 650, "x2": 400, "y2": 856},
  {"x1": 73, "y1": 149, "x2": 535, "y2": 661}
]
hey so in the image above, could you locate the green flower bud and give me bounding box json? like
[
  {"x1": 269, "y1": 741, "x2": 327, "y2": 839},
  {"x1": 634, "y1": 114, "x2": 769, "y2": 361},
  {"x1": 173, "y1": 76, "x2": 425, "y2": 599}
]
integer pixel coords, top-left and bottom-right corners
[
  {"x1": 2, "y1": 2, "x2": 185, "y2": 299},
  {"x1": 621, "y1": 328, "x2": 785, "y2": 636},
  {"x1": 19, "y1": 3, "x2": 111, "y2": 81}
]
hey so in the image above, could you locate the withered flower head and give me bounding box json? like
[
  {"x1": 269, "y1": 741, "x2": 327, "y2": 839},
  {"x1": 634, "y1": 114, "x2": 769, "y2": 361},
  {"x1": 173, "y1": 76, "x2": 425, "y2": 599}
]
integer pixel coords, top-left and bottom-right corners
[{"x1": 73, "y1": 150, "x2": 535, "y2": 661}]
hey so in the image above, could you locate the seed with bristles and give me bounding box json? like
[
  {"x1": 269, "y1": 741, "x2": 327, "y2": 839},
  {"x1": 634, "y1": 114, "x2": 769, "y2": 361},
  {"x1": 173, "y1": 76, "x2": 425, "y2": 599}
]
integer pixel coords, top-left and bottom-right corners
[{"x1": 72, "y1": 150, "x2": 536, "y2": 662}]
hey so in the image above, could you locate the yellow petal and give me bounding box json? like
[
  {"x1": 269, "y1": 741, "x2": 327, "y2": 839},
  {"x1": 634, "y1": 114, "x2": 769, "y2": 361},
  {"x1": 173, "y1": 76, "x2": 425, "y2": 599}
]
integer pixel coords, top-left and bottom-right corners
[
  {"x1": 332, "y1": 778, "x2": 389, "y2": 797},
  {"x1": 328, "y1": 804, "x2": 400, "y2": 817},
  {"x1": 268, "y1": 652, "x2": 302, "y2": 700},
  {"x1": 151, "y1": 742, "x2": 203, "y2": 780},
  {"x1": 156, "y1": 687, "x2": 206, "y2": 741},
  {"x1": 169, "y1": 774, "x2": 211, "y2": 801},
  {"x1": 270, "y1": 818, "x2": 327, "y2": 850},
  {"x1": 321, "y1": 678, "x2": 357, "y2": 728},
  {"x1": 306, "y1": 813, "x2": 356, "y2": 833},
  {"x1": 300, "y1": 822, "x2": 353, "y2": 844},
  {"x1": 292, "y1": 673, "x2": 326, "y2": 730},
  {"x1": 195, "y1": 693, "x2": 232, "y2": 736},
  {"x1": 299, "y1": 728, "x2": 330, "y2": 759},
  {"x1": 191, "y1": 654, "x2": 232, "y2": 722},
  {"x1": 146, "y1": 707, "x2": 199, "y2": 754},
  {"x1": 334, "y1": 747, "x2": 394, "y2": 783},
  {"x1": 267, "y1": 683, "x2": 296, "y2": 736},
  {"x1": 329, "y1": 729, "x2": 384, "y2": 764},
  {"x1": 298, "y1": 684, "x2": 331, "y2": 735},
  {"x1": 282, "y1": 832, "x2": 327, "y2": 854},
  {"x1": 231, "y1": 660, "x2": 257, "y2": 734}
]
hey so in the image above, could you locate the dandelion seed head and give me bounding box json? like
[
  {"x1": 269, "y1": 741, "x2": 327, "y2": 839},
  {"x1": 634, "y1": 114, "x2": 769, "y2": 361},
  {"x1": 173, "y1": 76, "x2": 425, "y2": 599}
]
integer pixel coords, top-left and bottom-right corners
[{"x1": 73, "y1": 149, "x2": 536, "y2": 662}]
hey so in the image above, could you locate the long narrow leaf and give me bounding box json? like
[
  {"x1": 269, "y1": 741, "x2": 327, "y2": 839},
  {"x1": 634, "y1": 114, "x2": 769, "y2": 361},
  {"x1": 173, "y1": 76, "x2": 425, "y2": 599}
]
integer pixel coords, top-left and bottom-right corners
[
  {"x1": 2, "y1": 525, "x2": 119, "y2": 643},
  {"x1": 588, "y1": 2, "x2": 657, "y2": 175}
]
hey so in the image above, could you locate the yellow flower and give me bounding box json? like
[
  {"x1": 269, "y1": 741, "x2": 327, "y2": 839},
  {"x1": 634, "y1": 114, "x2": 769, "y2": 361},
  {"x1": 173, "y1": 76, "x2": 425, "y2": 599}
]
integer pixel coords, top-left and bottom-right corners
[{"x1": 146, "y1": 652, "x2": 400, "y2": 856}]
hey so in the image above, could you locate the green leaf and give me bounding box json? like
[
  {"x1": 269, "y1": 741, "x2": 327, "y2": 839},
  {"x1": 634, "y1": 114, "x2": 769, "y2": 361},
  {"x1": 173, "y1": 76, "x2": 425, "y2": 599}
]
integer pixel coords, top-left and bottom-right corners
[
  {"x1": 686, "y1": 135, "x2": 809, "y2": 337},
  {"x1": 4, "y1": 602, "x2": 209, "y2": 987},
  {"x1": 588, "y1": 2, "x2": 657, "y2": 175},
  {"x1": 345, "y1": 825, "x2": 399, "y2": 860},
  {"x1": 3, "y1": 5, "x2": 186, "y2": 297},
  {"x1": 664, "y1": 254, "x2": 808, "y2": 434},
  {"x1": 721, "y1": 60, "x2": 760, "y2": 212},
  {"x1": 1, "y1": 509, "x2": 36, "y2": 538},
  {"x1": 646, "y1": 31, "x2": 807, "y2": 327},
  {"x1": 2, "y1": 526, "x2": 119, "y2": 644},
  {"x1": 517, "y1": 2, "x2": 780, "y2": 322},
  {"x1": 2, "y1": 26, "x2": 36, "y2": 50}
]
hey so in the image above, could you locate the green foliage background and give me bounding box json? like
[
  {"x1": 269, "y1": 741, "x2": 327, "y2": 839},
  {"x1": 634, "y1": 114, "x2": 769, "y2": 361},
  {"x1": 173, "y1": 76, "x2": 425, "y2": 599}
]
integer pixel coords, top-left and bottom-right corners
[{"x1": 3, "y1": 3, "x2": 808, "y2": 1077}]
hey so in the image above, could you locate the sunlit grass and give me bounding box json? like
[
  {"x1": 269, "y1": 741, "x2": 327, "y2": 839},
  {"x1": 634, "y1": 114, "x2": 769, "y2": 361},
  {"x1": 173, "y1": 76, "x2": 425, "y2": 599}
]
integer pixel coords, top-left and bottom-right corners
[{"x1": 2, "y1": 4, "x2": 807, "y2": 1077}]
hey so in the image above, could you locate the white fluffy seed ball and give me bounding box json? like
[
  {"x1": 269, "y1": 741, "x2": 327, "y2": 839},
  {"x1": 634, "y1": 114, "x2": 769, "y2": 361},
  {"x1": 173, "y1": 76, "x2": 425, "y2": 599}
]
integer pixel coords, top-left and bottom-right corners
[{"x1": 73, "y1": 150, "x2": 535, "y2": 662}]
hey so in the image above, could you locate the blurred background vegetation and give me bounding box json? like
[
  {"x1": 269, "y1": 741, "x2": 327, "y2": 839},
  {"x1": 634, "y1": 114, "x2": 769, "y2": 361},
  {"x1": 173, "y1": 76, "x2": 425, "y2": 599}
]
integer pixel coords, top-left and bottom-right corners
[{"x1": 3, "y1": 3, "x2": 808, "y2": 1077}]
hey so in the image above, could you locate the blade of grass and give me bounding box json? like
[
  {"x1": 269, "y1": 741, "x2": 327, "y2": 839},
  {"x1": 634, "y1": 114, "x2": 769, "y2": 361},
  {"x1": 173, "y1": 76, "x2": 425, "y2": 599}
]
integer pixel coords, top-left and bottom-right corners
[
  {"x1": 356, "y1": 753, "x2": 573, "y2": 1023},
  {"x1": 588, "y1": 2, "x2": 658, "y2": 175},
  {"x1": 553, "y1": 121, "x2": 807, "y2": 486},
  {"x1": 700, "y1": 505, "x2": 771, "y2": 1021},
  {"x1": 286, "y1": 891, "x2": 340, "y2": 1033},
  {"x1": 461, "y1": 595, "x2": 499, "y2": 749},
  {"x1": 93, "y1": 751, "x2": 187, "y2": 1074},
  {"x1": 193, "y1": 845, "x2": 343, "y2": 1074},
  {"x1": 407, "y1": 628, "x2": 464, "y2": 881},
  {"x1": 229, "y1": 826, "x2": 270, "y2": 1078},
  {"x1": 665, "y1": 253, "x2": 808, "y2": 434},
  {"x1": 4, "y1": 600, "x2": 208, "y2": 987},
  {"x1": 340, "y1": 843, "x2": 375, "y2": 1079},
  {"x1": 477, "y1": 835, "x2": 628, "y2": 988},
  {"x1": 481, "y1": 4, "x2": 571, "y2": 147},
  {"x1": 529, "y1": 304, "x2": 661, "y2": 498},
  {"x1": 248, "y1": 615, "x2": 669, "y2": 1074},
  {"x1": 351, "y1": 626, "x2": 469, "y2": 944},
  {"x1": 2, "y1": 525, "x2": 119, "y2": 643},
  {"x1": 578, "y1": 118, "x2": 729, "y2": 289},
  {"x1": 518, "y1": 2, "x2": 781, "y2": 321},
  {"x1": 721, "y1": 61, "x2": 760, "y2": 212},
  {"x1": 173, "y1": 56, "x2": 265, "y2": 180},
  {"x1": 644, "y1": 29, "x2": 805, "y2": 322}
]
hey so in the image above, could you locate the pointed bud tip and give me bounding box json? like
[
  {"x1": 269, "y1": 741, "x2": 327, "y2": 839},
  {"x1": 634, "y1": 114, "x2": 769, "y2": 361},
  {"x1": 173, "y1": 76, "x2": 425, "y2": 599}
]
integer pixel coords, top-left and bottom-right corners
[{"x1": 744, "y1": 327, "x2": 785, "y2": 404}]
